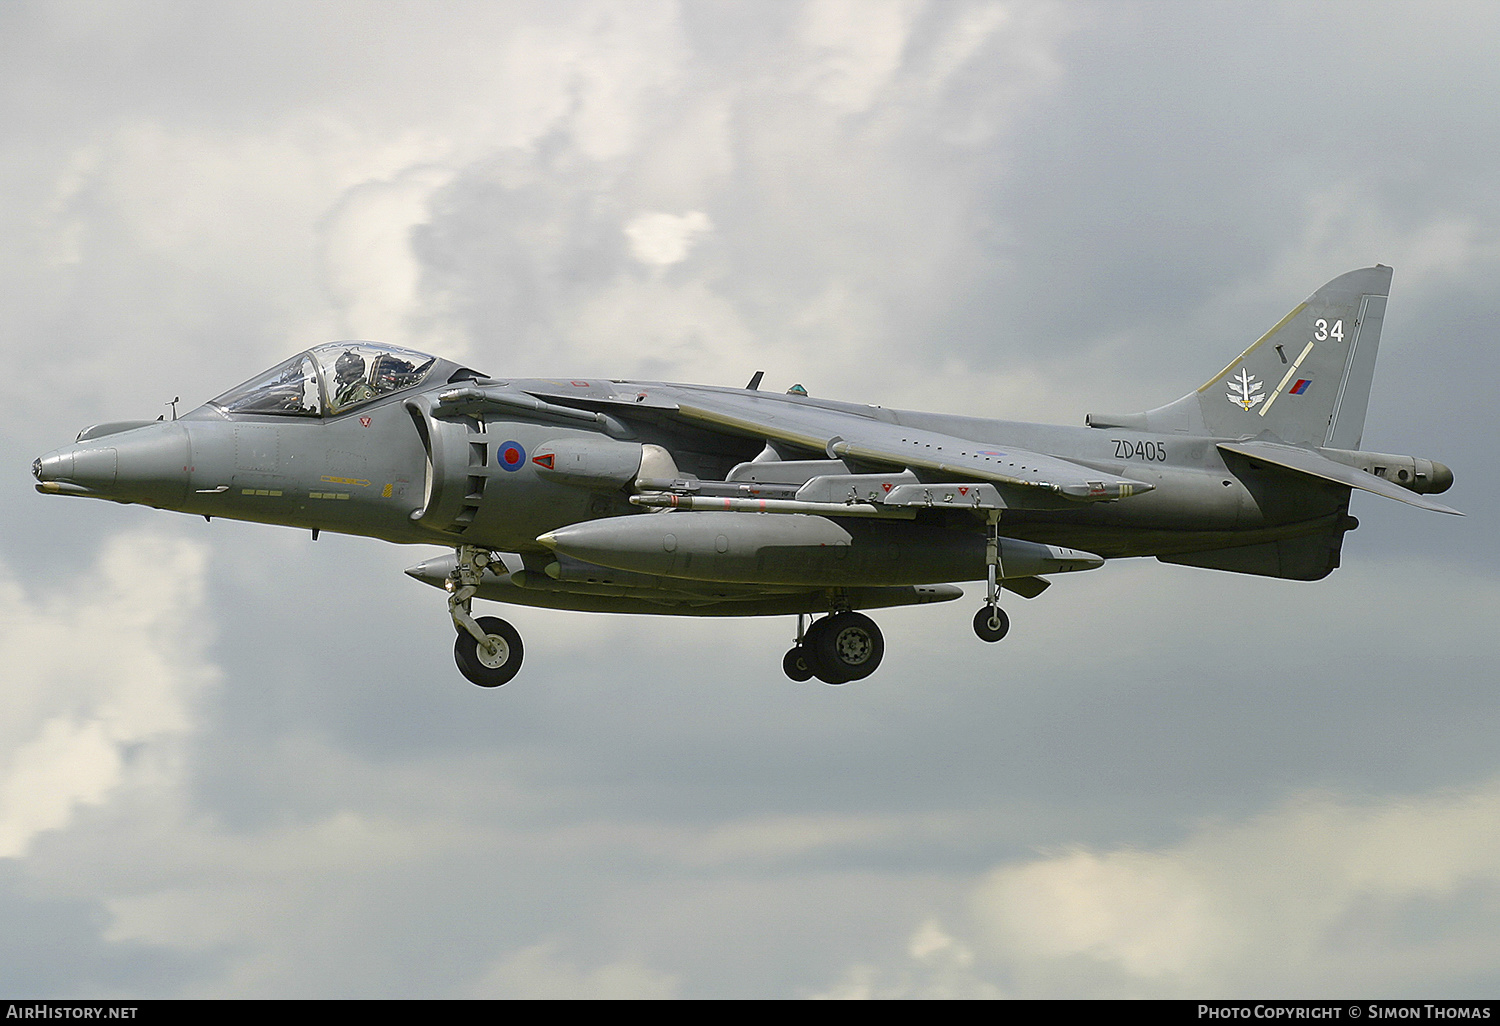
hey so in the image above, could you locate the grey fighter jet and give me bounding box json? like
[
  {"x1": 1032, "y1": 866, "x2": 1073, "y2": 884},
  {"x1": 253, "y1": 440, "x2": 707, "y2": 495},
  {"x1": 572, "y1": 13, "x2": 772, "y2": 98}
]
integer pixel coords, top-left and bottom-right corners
[{"x1": 33, "y1": 266, "x2": 1458, "y2": 687}]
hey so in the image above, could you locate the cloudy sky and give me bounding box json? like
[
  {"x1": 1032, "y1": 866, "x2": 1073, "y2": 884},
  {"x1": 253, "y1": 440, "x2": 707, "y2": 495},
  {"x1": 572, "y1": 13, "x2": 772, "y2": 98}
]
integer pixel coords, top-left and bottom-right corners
[{"x1": 1, "y1": 0, "x2": 1496, "y2": 998}]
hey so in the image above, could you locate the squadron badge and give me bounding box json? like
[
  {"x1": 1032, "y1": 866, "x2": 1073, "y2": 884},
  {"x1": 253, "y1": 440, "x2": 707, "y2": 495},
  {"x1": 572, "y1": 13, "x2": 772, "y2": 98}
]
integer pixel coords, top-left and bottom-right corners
[{"x1": 1227, "y1": 367, "x2": 1265, "y2": 411}]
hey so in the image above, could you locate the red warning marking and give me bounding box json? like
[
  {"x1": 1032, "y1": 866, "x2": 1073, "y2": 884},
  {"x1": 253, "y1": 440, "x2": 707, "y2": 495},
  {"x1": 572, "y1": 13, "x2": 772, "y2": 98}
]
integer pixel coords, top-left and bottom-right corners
[
  {"x1": 571, "y1": 380, "x2": 589, "y2": 387},
  {"x1": 359, "y1": 416, "x2": 371, "y2": 427},
  {"x1": 533, "y1": 453, "x2": 555, "y2": 470},
  {"x1": 881, "y1": 482, "x2": 892, "y2": 492},
  {"x1": 959, "y1": 486, "x2": 969, "y2": 496}
]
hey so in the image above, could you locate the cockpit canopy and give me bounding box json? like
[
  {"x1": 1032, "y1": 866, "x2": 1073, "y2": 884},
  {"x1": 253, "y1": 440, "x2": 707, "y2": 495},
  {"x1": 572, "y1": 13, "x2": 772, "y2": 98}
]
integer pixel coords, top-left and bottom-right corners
[{"x1": 211, "y1": 342, "x2": 439, "y2": 418}]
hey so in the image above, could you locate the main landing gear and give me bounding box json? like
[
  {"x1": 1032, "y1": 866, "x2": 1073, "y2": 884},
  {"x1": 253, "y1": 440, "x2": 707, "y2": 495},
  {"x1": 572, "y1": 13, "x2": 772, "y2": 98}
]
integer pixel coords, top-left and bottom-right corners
[
  {"x1": 782, "y1": 611, "x2": 885, "y2": 685},
  {"x1": 441, "y1": 537, "x2": 1013, "y2": 689},
  {"x1": 447, "y1": 545, "x2": 524, "y2": 687},
  {"x1": 783, "y1": 520, "x2": 1014, "y2": 684}
]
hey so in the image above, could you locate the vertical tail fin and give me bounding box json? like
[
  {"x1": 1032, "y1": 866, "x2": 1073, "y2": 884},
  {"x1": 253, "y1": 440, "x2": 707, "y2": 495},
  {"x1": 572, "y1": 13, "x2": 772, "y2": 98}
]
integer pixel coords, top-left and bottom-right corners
[{"x1": 1093, "y1": 266, "x2": 1393, "y2": 446}]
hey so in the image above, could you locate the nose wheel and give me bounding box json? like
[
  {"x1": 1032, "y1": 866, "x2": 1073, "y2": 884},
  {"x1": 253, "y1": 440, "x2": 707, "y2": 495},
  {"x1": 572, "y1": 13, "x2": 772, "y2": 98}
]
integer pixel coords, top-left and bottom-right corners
[{"x1": 454, "y1": 615, "x2": 524, "y2": 687}]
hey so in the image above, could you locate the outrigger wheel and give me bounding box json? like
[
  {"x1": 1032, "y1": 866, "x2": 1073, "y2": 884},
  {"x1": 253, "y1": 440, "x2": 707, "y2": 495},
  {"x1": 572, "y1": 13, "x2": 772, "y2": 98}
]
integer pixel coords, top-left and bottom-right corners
[
  {"x1": 454, "y1": 615, "x2": 524, "y2": 687},
  {"x1": 973, "y1": 605, "x2": 1010, "y2": 643},
  {"x1": 782, "y1": 646, "x2": 815, "y2": 682}
]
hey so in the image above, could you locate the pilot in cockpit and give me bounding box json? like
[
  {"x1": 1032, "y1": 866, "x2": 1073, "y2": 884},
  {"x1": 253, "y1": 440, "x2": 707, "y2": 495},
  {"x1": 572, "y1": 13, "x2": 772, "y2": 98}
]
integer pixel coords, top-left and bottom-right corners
[{"x1": 333, "y1": 350, "x2": 376, "y2": 409}]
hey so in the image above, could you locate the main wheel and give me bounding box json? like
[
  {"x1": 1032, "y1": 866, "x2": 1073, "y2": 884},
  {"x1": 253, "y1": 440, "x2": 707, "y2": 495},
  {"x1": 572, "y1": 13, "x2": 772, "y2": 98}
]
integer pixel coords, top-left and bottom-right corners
[
  {"x1": 810, "y1": 612, "x2": 884, "y2": 683},
  {"x1": 973, "y1": 606, "x2": 1009, "y2": 643},
  {"x1": 799, "y1": 618, "x2": 846, "y2": 684},
  {"x1": 782, "y1": 646, "x2": 815, "y2": 682},
  {"x1": 454, "y1": 615, "x2": 524, "y2": 687}
]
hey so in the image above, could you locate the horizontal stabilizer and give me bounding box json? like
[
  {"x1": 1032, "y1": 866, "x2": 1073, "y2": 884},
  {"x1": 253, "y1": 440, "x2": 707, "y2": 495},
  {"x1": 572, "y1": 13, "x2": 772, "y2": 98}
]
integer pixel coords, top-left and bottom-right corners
[{"x1": 1218, "y1": 441, "x2": 1463, "y2": 515}]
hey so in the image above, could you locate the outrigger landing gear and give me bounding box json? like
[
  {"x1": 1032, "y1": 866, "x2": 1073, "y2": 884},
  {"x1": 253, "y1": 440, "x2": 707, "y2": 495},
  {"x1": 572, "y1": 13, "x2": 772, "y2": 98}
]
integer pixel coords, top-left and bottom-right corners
[
  {"x1": 973, "y1": 605, "x2": 1010, "y2": 643},
  {"x1": 447, "y1": 545, "x2": 524, "y2": 687},
  {"x1": 974, "y1": 513, "x2": 1010, "y2": 643},
  {"x1": 783, "y1": 609, "x2": 885, "y2": 685},
  {"x1": 783, "y1": 614, "x2": 816, "y2": 682}
]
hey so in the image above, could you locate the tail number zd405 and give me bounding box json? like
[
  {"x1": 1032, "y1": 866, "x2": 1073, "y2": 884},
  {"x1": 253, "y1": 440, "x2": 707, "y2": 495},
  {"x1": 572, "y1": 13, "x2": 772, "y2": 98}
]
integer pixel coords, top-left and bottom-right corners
[{"x1": 1114, "y1": 439, "x2": 1167, "y2": 461}]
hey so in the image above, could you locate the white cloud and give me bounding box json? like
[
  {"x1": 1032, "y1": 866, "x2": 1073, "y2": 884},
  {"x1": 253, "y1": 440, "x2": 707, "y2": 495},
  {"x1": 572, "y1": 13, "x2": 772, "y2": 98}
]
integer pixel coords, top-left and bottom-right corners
[
  {"x1": 808, "y1": 776, "x2": 1500, "y2": 999},
  {"x1": 795, "y1": 0, "x2": 923, "y2": 113},
  {"x1": 467, "y1": 942, "x2": 680, "y2": 999},
  {"x1": 973, "y1": 782, "x2": 1500, "y2": 996},
  {"x1": 319, "y1": 166, "x2": 458, "y2": 349},
  {"x1": 623, "y1": 210, "x2": 713, "y2": 266},
  {"x1": 812, "y1": 920, "x2": 1003, "y2": 999},
  {"x1": 0, "y1": 531, "x2": 218, "y2": 858}
]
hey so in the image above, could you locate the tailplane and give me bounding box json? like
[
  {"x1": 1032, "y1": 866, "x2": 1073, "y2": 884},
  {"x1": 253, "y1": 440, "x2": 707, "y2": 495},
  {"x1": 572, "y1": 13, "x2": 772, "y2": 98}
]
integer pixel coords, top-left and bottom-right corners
[{"x1": 1089, "y1": 266, "x2": 1392, "y2": 446}]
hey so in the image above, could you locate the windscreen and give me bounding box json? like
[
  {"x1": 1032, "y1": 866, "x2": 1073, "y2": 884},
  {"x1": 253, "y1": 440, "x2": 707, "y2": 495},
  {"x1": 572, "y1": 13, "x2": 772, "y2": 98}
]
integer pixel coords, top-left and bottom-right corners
[{"x1": 211, "y1": 353, "x2": 322, "y2": 416}]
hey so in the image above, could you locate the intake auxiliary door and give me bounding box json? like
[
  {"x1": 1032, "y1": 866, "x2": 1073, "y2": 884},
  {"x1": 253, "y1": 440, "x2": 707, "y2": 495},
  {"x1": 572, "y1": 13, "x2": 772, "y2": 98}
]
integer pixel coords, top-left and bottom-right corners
[{"x1": 404, "y1": 395, "x2": 491, "y2": 535}]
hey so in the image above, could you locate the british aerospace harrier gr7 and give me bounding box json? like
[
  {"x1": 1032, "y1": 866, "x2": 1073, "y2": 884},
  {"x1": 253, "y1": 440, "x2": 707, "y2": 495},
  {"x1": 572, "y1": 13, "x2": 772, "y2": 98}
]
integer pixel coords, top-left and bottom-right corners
[{"x1": 34, "y1": 266, "x2": 1458, "y2": 687}]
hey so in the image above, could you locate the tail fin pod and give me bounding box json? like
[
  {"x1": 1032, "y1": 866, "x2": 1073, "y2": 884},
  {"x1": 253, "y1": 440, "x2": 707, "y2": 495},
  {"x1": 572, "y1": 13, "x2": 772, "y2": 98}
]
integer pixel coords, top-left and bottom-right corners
[{"x1": 1089, "y1": 266, "x2": 1392, "y2": 446}]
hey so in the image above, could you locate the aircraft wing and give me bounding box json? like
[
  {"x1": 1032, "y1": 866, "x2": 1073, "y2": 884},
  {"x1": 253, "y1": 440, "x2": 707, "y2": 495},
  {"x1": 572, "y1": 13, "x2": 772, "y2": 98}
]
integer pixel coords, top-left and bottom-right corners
[
  {"x1": 662, "y1": 389, "x2": 1152, "y2": 503},
  {"x1": 1218, "y1": 440, "x2": 1463, "y2": 515}
]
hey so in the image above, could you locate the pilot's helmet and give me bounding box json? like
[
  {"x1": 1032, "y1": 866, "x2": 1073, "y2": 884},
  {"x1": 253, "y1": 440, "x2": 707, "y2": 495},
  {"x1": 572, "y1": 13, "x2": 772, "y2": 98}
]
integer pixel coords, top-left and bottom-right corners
[{"x1": 335, "y1": 350, "x2": 365, "y2": 384}]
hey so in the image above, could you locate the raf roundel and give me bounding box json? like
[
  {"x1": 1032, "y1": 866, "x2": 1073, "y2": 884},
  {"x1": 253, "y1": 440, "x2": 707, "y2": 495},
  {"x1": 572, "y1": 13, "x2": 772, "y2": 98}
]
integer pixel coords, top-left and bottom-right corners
[{"x1": 497, "y1": 441, "x2": 526, "y2": 472}]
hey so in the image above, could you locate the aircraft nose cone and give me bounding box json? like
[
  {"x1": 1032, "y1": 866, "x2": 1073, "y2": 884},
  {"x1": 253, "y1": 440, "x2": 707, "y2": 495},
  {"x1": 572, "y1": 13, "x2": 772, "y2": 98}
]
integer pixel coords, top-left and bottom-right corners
[
  {"x1": 34, "y1": 423, "x2": 189, "y2": 504},
  {"x1": 33, "y1": 445, "x2": 108, "y2": 494}
]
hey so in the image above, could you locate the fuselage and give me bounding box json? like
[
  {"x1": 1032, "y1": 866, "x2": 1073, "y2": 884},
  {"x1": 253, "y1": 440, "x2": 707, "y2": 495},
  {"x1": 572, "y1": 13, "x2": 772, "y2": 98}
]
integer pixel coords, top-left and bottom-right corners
[{"x1": 35, "y1": 361, "x2": 1359, "y2": 581}]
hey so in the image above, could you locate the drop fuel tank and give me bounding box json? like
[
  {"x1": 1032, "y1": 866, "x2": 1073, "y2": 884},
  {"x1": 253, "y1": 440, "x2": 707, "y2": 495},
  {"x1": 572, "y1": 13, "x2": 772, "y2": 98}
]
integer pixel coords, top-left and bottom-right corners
[{"x1": 538, "y1": 511, "x2": 1102, "y2": 587}]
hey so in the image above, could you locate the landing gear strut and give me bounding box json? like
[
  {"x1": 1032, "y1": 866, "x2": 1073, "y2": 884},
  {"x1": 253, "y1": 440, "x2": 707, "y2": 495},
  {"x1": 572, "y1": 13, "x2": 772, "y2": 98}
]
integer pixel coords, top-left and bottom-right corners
[
  {"x1": 974, "y1": 513, "x2": 1010, "y2": 643},
  {"x1": 447, "y1": 545, "x2": 524, "y2": 687},
  {"x1": 783, "y1": 610, "x2": 884, "y2": 685}
]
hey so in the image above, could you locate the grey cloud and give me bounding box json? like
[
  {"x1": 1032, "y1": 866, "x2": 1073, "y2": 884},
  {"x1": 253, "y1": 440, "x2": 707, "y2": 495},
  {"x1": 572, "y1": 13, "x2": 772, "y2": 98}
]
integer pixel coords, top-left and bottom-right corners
[
  {"x1": 0, "y1": 863, "x2": 204, "y2": 997},
  {"x1": 2, "y1": 0, "x2": 1495, "y2": 998}
]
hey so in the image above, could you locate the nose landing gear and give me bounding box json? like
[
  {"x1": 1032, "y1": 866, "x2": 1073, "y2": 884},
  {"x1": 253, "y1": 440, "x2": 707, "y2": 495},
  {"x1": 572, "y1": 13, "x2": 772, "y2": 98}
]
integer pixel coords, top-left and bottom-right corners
[{"x1": 447, "y1": 545, "x2": 525, "y2": 687}]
